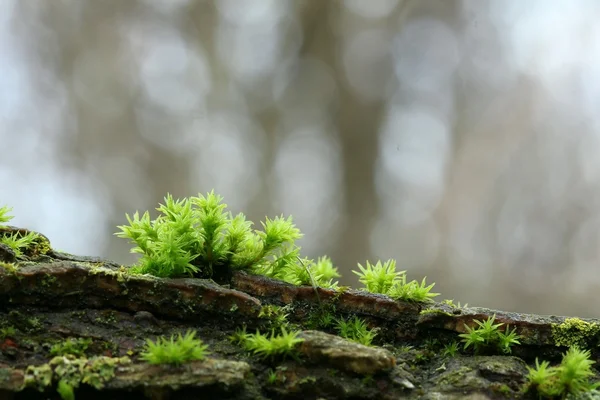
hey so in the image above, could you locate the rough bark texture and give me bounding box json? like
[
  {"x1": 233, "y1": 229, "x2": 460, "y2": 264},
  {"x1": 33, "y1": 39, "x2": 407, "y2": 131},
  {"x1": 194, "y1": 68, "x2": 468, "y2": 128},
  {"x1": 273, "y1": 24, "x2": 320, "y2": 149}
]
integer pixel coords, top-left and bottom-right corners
[{"x1": 0, "y1": 225, "x2": 599, "y2": 399}]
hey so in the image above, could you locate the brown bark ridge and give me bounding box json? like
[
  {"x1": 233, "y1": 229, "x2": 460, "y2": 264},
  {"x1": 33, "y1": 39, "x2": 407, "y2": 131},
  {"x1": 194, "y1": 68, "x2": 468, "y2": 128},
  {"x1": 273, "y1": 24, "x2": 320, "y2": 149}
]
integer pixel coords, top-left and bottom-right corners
[{"x1": 0, "y1": 225, "x2": 599, "y2": 399}]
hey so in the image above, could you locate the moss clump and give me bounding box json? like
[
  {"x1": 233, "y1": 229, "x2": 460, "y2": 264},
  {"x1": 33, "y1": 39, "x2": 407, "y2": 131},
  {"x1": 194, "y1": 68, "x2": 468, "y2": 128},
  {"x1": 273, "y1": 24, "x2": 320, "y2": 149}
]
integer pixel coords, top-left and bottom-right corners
[
  {"x1": 524, "y1": 346, "x2": 600, "y2": 398},
  {"x1": 115, "y1": 191, "x2": 303, "y2": 282},
  {"x1": 352, "y1": 259, "x2": 439, "y2": 303},
  {"x1": 551, "y1": 318, "x2": 600, "y2": 349},
  {"x1": 1, "y1": 231, "x2": 42, "y2": 258},
  {"x1": 0, "y1": 206, "x2": 13, "y2": 227},
  {"x1": 239, "y1": 327, "x2": 304, "y2": 361},
  {"x1": 258, "y1": 305, "x2": 290, "y2": 330},
  {"x1": 56, "y1": 380, "x2": 75, "y2": 400},
  {"x1": 459, "y1": 315, "x2": 521, "y2": 355},
  {"x1": 335, "y1": 316, "x2": 378, "y2": 346},
  {"x1": 50, "y1": 338, "x2": 93, "y2": 357},
  {"x1": 140, "y1": 330, "x2": 209, "y2": 366},
  {"x1": 115, "y1": 191, "x2": 342, "y2": 290}
]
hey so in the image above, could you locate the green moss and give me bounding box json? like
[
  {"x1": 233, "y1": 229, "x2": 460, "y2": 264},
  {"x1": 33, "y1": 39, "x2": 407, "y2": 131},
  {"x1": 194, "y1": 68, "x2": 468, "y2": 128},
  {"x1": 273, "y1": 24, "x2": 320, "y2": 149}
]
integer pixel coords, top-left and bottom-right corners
[
  {"x1": 258, "y1": 304, "x2": 289, "y2": 330},
  {"x1": 551, "y1": 318, "x2": 600, "y2": 348},
  {"x1": 115, "y1": 192, "x2": 304, "y2": 282},
  {"x1": 397, "y1": 345, "x2": 414, "y2": 353},
  {"x1": 140, "y1": 330, "x2": 208, "y2": 366},
  {"x1": 352, "y1": 259, "x2": 439, "y2": 303},
  {"x1": 0, "y1": 326, "x2": 16, "y2": 339},
  {"x1": 41, "y1": 274, "x2": 58, "y2": 288},
  {"x1": 336, "y1": 316, "x2": 378, "y2": 346},
  {"x1": 524, "y1": 346, "x2": 599, "y2": 398},
  {"x1": 441, "y1": 341, "x2": 459, "y2": 358},
  {"x1": 56, "y1": 380, "x2": 75, "y2": 400},
  {"x1": 0, "y1": 262, "x2": 18, "y2": 274},
  {"x1": 490, "y1": 383, "x2": 512, "y2": 395},
  {"x1": 27, "y1": 317, "x2": 44, "y2": 333},
  {"x1": 8, "y1": 311, "x2": 45, "y2": 334},
  {"x1": 459, "y1": 315, "x2": 521, "y2": 355},
  {"x1": 29, "y1": 234, "x2": 51, "y2": 257},
  {"x1": 306, "y1": 306, "x2": 337, "y2": 330},
  {"x1": 242, "y1": 327, "x2": 304, "y2": 361},
  {"x1": 441, "y1": 299, "x2": 461, "y2": 308},
  {"x1": 0, "y1": 206, "x2": 13, "y2": 226},
  {"x1": 94, "y1": 311, "x2": 118, "y2": 326},
  {"x1": 266, "y1": 369, "x2": 278, "y2": 385},
  {"x1": 50, "y1": 338, "x2": 93, "y2": 357}
]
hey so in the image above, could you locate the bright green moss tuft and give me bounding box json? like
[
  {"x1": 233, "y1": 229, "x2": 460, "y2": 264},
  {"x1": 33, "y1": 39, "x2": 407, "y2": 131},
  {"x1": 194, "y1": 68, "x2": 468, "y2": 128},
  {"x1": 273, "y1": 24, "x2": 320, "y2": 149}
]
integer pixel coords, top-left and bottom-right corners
[
  {"x1": 50, "y1": 338, "x2": 93, "y2": 357},
  {"x1": 115, "y1": 191, "x2": 344, "y2": 290},
  {"x1": 524, "y1": 346, "x2": 600, "y2": 398},
  {"x1": 116, "y1": 191, "x2": 306, "y2": 281},
  {"x1": 140, "y1": 330, "x2": 209, "y2": 366},
  {"x1": 0, "y1": 205, "x2": 13, "y2": 226},
  {"x1": 458, "y1": 315, "x2": 521, "y2": 355},
  {"x1": 239, "y1": 327, "x2": 304, "y2": 361},
  {"x1": 352, "y1": 258, "x2": 439, "y2": 303}
]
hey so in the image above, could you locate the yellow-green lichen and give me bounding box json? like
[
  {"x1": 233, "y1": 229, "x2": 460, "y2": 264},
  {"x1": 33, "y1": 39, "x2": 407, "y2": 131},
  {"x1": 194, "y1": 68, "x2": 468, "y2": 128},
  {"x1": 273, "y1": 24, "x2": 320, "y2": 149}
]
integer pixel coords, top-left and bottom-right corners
[
  {"x1": 23, "y1": 363, "x2": 53, "y2": 391},
  {"x1": 22, "y1": 355, "x2": 131, "y2": 393},
  {"x1": 419, "y1": 308, "x2": 453, "y2": 317},
  {"x1": 551, "y1": 317, "x2": 600, "y2": 348},
  {"x1": 88, "y1": 265, "x2": 131, "y2": 284}
]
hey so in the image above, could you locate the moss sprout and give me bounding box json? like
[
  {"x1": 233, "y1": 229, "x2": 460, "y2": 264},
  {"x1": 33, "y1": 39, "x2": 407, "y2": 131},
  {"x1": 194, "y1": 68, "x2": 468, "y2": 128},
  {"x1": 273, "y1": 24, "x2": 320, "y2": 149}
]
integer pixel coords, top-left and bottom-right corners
[
  {"x1": 352, "y1": 259, "x2": 439, "y2": 303},
  {"x1": 50, "y1": 338, "x2": 93, "y2": 357},
  {"x1": 0, "y1": 205, "x2": 13, "y2": 226},
  {"x1": 140, "y1": 330, "x2": 209, "y2": 366},
  {"x1": 56, "y1": 379, "x2": 75, "y2": 400},
  {"x1": 335, "y1": 316, "x2": 378, "y2": 346},
  {"x1": 458, "y1": 314, "x2": 520, "y2": 355},
  {"x1": 525, "y1": 346, "x2": 600, "y2": 398},
  {"x1": 441, "y1": 341, "x2": 460, "y2": 358},
  {"x1": 239, "y1": 327, "x2": 304, "y2": 361}
]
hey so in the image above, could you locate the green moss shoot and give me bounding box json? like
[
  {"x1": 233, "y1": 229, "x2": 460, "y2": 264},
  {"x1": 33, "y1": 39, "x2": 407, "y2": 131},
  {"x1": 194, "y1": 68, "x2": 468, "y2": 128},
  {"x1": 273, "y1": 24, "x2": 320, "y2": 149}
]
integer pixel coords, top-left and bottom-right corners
[
  {"x1": 140, "y1": 330, "x2": 208, "y2": 366},
  {"x1": 352, "y1": 259, "x2": 439, "y2": 303}
]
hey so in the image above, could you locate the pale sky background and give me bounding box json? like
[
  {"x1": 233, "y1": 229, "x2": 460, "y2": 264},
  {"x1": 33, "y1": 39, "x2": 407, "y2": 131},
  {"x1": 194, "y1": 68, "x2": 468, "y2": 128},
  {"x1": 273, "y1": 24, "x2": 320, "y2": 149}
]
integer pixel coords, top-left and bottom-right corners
[{"x1": 2, "y1": 0, "x2": 600, "y2": 317}]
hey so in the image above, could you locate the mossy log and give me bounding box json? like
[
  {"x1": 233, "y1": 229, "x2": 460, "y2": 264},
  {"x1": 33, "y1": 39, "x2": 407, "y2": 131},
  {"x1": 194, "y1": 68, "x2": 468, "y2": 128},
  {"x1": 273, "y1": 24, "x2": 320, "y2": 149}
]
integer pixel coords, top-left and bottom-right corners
[{"x1": 0, "y1": 225, "x2": 599, "y2": 399}]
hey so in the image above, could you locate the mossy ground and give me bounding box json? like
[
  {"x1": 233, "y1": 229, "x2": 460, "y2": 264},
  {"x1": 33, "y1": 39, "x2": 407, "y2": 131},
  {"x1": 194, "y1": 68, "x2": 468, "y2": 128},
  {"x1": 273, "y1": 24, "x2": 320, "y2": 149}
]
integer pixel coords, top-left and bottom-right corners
[{"x1": 2, "y1": 223, "x2": 600, "y2": 399}]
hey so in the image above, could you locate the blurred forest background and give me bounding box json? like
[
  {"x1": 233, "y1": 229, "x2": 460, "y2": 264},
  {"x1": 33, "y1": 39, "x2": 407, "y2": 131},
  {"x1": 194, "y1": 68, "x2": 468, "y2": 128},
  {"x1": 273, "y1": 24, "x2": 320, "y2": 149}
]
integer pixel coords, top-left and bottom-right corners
[{"x1": 2, "y1": 0, "x2": 600, "y2": 317}]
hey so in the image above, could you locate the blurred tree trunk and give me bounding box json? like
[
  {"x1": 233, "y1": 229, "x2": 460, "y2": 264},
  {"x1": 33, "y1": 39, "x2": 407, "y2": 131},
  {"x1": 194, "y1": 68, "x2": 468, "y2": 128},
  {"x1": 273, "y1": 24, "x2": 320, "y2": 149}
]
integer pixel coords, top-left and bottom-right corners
[{"x1": 296, "y1": 1, "x2": 387, "y2": 277}]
